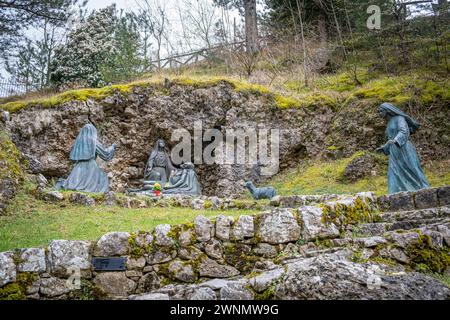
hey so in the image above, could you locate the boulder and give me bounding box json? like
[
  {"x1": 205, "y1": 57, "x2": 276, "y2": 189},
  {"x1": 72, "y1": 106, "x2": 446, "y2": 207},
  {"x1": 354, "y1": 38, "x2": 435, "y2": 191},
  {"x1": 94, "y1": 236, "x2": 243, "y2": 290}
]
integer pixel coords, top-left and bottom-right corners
[
  {"x1": 194, "y1": 215, "x2": 214, "y2": 242},
  {"x1": 0, "y1": 251, "x2": 16, "y2": 286},
  {"x1": 187, "y1": 287, "x2": 216, "y2": 300},
  {"x1": 18, "y1": 248, "x2": 46, "y2": 273},
  {"x1": 168, "y1": 260, "x2": 197, "y2": 283},
  {"x1": 248, "y1": 268, "x2": 284, "y2": 292},
  {"x1": 220, "y1": 282, "x2": 254, "y2": 300},
  {"x1": 154, "y1": 224, "x2": 175, "y2": 247},
  {"x1": 215, "y1": 215, "x2": 234, "y2": 241},
  {"x1": 437, "y1": 185, "x2": 450, "y2": 206},
  {"x1": 42, "y1": 190, "x2": 64, "y2": 203},
  {"x1": 136, "y1": 272, "x2": 161, "y2": 293},
  {"x1": 48, "y1": 240, "x2": 91, "y2": 278},
  {"x1": 414, "y1": 188, "x2": 438, "y2": 209},
  {"x1": 205, "y1": 239, "x2": 223, "y2": 259},
  {"x1": 40, "y1": 277, "x2": 72, "y2": 298},
  {"x1": 198, "y1": 257, "x2": 240, "y2": 278},
  {"x1": 387, "y1": 191, "x2": 415, "y2": 211},
  {"x1": 256, "y1": 209, "x2": 301, "y2": 244},
  {"x1": 300, "y1": 206, "x2": 340, "y2": 241},
  {"x1": 93, "y1": 272, "x2": 136, "y2": 297},
  {"x1": 275, "y1": 253, "x2": 450, "y2": 299},
  {"x1": 252, "y1": 243, "x2": 278, "y2": 258},
  {"x1": 146, "y1": 249, "x2": 176, "y2": 265},
  {"x1": 70, "y1": 192, "x2": 95, "y2": 206},
  {"x1": 231, "y1": 215, "x2": 254, "y2": 240},
  {"x1": 94, "y1": 232, "x2": 131, "y2": 256}
]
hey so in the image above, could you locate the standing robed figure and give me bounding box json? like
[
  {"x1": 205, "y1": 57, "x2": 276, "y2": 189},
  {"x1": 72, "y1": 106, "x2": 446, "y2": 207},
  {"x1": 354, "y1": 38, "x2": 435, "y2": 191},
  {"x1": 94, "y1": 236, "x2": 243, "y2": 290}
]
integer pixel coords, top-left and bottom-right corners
[{"x1": 376, "y1": 102, "x2": 430, "y2": 194}]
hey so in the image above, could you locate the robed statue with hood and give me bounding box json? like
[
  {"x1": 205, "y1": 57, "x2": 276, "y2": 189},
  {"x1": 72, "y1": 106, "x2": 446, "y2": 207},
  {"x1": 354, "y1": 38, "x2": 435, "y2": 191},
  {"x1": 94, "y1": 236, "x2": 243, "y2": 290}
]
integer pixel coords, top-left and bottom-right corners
[
  {"x1": 376, "y1": 102, "x2": 430, "y2": 194},
  {"x1": 163, "y1": 162, "x2": 201, "y2": 196},
  {"x1": 143, "y1": 138, "x2": 174, "y2": 188},
  {"x1": 56, "y1": 123, "x2": 116, "y2": 193}
]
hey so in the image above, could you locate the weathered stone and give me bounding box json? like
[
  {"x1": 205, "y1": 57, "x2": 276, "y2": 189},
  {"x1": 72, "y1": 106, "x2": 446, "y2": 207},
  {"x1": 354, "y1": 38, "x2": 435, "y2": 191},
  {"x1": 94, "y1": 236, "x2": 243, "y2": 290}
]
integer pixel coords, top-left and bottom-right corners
[
  {"x1": 155, "y1": 224, "x2": 175, "y2": 247},
  {"x1": 146, "y1": 249, "x2": 176, "y2": 265},
  {"x1": 248, "y1": 268, "x2": 284, "y2": 292},
  {"x1": 48, "y1": 240, "x2": 91, "y2": 278},
  {"x1": 359, "y1": 223, "x2": 390, "y2": 236},
  {"x1": 0, "y1": 251, "x2": 16, "y2": 286},
  {"x1": 377, "y1": 195, "x2": 391, "y2": 212},
  {"x1": 205, "y1": 239, "x2": 223, "y2": 259},
  {"x1": 93, "y1": 272, "x2": 136, "y2": 297},
  {"x1": 136, "y1": 272, "x2": 161, "y2": 293},
  {"x1": 275, "y1": 253, "x2": 450, "y2": 299},
  {"x1": 129, "y1": 293, "x2": 169, "y2": 300},
  {"x1": 94, "y1": 232, "x2": 130, "y2": 256},
  {"x1": 300, "y1": 206, "x2": 339, "y2": 241},
  {"x1": 198, "y1": 257, "x2": 240, "y2": 278},
  {"x1": 209, "y1": 196, "x2": 221, "y2": 210},
  {"x1": 231, "y1": 215, "x2": 254, "y2": 240},
  {"x1": 252, "y1": 243, "x2": 278, "y2": 258},
  {"x1": 269, "y1": 195, "x2": 281, "y2": 207},
  {"x1": 125, "y1": 270, "x2": 142, "y2": 278},
  {"x1": 127, "y1": 256, "x2": 146, "y2": 270},
  {"x1": 385, "y1": 231, "x2": 419, "y2": 249},
  {"x1": 220, "y1": 282, "x2": 254, "y2": 300},
  {"x1": 437, "y1": 185, "x2": 450, "y2": 206},
  {"x1": 178, "y1": 246, "x2": 204, "y2": 260},
  {"x1": 179, "y1": 228, "x2": 195, "y2": 247},
  {"x1": 198, "y1": 279, "x2": 234, "y2": 290},
  {"x1": 42, "y1": 190, "x2": 64, "y2": 202},
  {"x1": 104, "y1": 191, "x2": 117, "y2": 206},
  {"x1": 187, "y1": 287, "x2": 216, "y2": 300},
  {"x1": 422, "y1": 229, "x2": 444, "y2": 249},
  {"x1": 192, "y1": 199, "x2": 205, "y2": 210},
  {"x1": 256, "y1": 209, "x2": 301, "y2": 244},
  {"x1": 414, "y1": 188, "x2": 438, "y2": 209},
  {"x1": 354, "y1": 236, "x2": 388, "y2": 248},
  {"x1": 18, "y1": 248, "x2": 46, "y2": 273},
  {"x1": 215, "y1": 215, "x2": 234, "y2": 241},
  {"x1": 134, "y1": 232, "x2": 154, "y2": 248},
  {"x1": 380, "y1": 247, "x2": 409, "y2": 263},
  {"x1": 168, "y1": 260, "x2": 197, "y2": 283},
  {"x1": 25, "y1": 277, "x2": 41, "y2": 295},
  {"x1": 388, "y1": 191, "x2": 415, "y2": 211},
  {"x1": 70, "y1": 192, "x2": 95, "y2": 206},
  {"x1": 194, "y1": 215, "x2": 214, "y2": 242},
  {"x1": 40, "y1": 277, "x2": 72, "y2": 297},
  {"x1": 437, "y1": 225, "x2": 450, "y2": 247}
]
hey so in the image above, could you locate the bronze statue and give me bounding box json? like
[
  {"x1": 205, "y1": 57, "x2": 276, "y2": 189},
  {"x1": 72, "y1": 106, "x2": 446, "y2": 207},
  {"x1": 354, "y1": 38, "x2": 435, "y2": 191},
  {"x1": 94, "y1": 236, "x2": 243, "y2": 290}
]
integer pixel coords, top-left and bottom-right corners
[{"x1": 143, "y1": 139, "x2": 174, "y2": 188}]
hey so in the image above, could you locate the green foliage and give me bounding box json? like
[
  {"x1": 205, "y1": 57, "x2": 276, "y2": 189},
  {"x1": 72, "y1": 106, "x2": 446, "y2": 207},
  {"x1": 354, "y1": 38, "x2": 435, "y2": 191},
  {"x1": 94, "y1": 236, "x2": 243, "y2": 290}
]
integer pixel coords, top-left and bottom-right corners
[
  {"x1": 0, "y1": 129, "x2": 25, "y2": 183},
  {"x1": 0, "y1": 273, "x2": 38, "y2": 300},
  {"x1": 406, "y1": 232, "x2": 450, "y2": 274}
]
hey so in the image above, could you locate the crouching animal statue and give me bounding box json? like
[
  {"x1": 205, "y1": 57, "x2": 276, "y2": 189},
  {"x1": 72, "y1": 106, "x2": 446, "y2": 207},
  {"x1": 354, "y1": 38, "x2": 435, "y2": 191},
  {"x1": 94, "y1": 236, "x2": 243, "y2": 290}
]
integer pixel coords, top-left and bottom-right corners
[{"x1": 245, "y1": 181, "x2": 276, "y2": 200}]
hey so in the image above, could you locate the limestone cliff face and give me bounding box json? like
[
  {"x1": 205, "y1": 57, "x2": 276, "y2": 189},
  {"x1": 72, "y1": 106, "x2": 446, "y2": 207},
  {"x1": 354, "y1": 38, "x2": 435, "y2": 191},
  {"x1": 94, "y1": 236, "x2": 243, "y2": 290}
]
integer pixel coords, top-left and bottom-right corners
[{"x1": 3, "y1": 81, "x2": 449, "y2": 195}]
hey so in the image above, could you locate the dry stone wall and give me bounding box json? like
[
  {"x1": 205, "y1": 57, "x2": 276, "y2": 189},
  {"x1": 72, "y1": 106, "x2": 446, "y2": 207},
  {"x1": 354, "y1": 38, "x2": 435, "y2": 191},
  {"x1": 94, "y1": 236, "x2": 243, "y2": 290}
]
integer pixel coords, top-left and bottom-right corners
[{"x1": 1, "y1": 186, "x2": 449, "y2": 300}]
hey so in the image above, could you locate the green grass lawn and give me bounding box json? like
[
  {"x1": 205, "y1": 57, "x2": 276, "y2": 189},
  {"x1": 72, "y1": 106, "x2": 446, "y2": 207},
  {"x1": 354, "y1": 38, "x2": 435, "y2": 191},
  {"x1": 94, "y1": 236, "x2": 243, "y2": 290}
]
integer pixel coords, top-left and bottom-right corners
[{"x1": 0, "y1": 193, "x2": 259, "y2": 251}]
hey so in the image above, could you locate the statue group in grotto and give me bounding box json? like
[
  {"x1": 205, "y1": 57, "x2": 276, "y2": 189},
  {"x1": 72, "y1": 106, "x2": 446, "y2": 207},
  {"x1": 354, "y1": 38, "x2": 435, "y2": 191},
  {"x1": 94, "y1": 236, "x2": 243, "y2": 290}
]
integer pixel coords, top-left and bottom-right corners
[{"x1": 55, "y1": 102, "x2": 429, "y2": 197}]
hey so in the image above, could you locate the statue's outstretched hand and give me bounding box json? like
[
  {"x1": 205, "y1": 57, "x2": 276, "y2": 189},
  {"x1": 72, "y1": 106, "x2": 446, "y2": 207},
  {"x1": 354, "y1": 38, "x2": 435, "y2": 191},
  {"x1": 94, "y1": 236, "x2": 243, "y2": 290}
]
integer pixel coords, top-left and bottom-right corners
[{"x1": 375, "y1": 146, "x2": 384, "y2": 153}]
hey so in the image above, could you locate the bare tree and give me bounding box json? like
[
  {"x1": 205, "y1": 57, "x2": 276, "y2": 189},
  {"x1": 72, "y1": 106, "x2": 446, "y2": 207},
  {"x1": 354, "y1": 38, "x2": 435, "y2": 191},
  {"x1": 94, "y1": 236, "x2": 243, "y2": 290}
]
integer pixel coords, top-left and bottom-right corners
[
  {"x1": 180, "y1": 0, "x2": 219, "y2": 50},
  {"x1": 135, "y1": 0, "x2": 169, "y2": 69}
]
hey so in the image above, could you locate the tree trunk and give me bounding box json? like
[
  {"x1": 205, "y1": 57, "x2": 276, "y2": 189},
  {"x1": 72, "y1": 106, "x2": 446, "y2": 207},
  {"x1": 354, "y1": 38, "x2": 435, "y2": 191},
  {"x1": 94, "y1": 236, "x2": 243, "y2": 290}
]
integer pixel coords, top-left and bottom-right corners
[{"x1": 244, "y1": 0, "x2": 258, "y2": 53}]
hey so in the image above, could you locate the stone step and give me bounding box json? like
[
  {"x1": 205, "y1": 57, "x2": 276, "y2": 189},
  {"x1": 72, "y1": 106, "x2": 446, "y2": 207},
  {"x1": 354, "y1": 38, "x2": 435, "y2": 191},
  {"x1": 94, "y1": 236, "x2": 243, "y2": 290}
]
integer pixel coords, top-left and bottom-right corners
[{"x1": 380, "y1": 205, "x2": 449, "y2": 223}]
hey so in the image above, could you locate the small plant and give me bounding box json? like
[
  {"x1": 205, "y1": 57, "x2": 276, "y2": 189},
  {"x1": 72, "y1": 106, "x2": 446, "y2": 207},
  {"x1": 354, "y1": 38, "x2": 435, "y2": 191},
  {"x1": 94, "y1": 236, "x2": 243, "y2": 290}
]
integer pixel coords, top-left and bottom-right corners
[{"x1": 153, "y1": 183, "x2": 162, "y2": 191}]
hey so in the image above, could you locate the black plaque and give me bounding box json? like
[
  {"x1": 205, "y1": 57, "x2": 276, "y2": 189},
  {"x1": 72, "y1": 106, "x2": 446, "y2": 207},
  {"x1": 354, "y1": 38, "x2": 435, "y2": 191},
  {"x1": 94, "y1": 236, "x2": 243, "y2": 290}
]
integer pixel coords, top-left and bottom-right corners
[{"x1": 92, "y1": 257, "x2": 126, "y2": 271}]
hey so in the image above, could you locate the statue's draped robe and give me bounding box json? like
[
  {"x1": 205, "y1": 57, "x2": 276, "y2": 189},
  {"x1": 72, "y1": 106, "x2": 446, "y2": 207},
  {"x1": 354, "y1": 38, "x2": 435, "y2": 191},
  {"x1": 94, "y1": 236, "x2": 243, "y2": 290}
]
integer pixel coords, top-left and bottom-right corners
[
  {"x1": 144, "y1": 150, "x2": 173, "y2": 187},
  {"x1": 382, "y1": 115, "x2": 429, "y2": 194},
  {"x1": 163, "y1": 168, "x2": 201, "y2": 196},
  {"x1": 57, "y1": 124, "x2": 115, "y2": 193}
]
